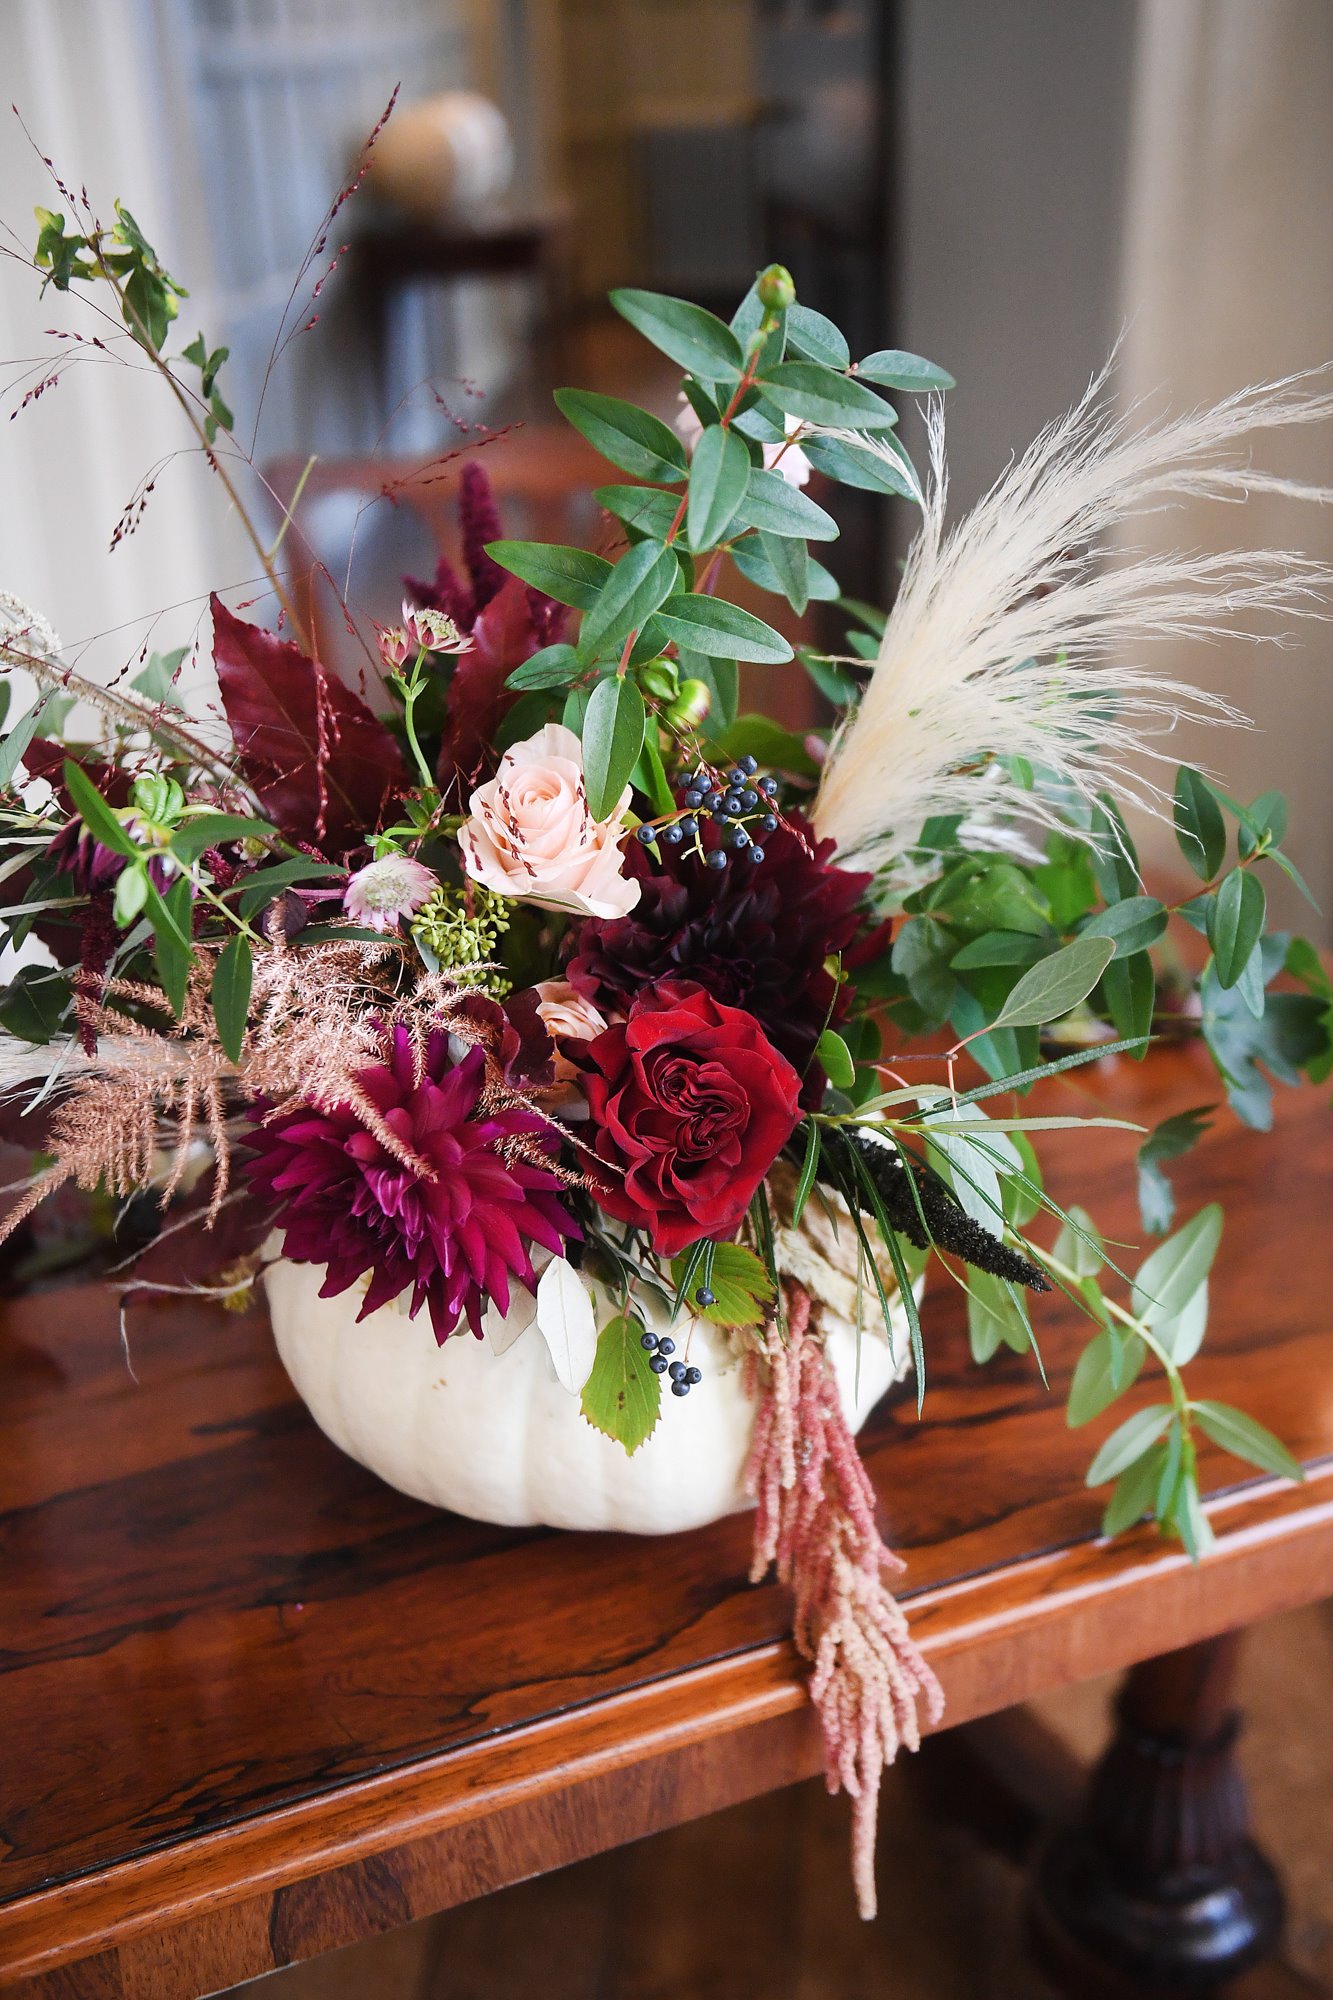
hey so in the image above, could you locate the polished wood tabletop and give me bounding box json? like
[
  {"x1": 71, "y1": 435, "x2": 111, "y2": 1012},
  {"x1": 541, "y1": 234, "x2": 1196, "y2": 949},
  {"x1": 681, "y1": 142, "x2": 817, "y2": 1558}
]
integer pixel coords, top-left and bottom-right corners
[{"x1": 1, "y1": 1045, "x2": 1330, "y2": 1997}]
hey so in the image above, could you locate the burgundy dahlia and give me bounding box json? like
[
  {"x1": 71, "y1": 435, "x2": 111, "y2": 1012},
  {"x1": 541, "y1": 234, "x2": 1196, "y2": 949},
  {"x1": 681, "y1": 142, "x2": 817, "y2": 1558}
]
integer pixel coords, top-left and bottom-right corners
[
  {"x1": 247, "y1": 1026, "x2": 577, "y2": 1341},
  {"x1": 565, "y1": 813, "x2": 877, "y2": 1102}
]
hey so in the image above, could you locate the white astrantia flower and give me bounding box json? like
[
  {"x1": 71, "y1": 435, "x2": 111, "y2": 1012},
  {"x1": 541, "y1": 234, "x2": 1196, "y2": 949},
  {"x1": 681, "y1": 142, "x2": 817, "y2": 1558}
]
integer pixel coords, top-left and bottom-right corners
[{"x1": 343, "y1": 854, "x2": 438, "y2": 933}]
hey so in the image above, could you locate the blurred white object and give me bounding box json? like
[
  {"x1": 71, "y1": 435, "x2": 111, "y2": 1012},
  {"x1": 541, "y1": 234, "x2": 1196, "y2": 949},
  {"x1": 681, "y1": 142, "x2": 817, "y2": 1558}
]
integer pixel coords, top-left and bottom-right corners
[{"x1": 369, "y1": 92, "x2": 515, "y2": 222}]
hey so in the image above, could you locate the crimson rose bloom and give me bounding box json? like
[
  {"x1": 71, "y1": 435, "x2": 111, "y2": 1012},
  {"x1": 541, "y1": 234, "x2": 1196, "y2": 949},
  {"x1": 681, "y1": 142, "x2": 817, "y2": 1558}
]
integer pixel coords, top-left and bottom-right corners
[{"x1": 580, "y1": 981, "x2": 801, "y2": 1256}]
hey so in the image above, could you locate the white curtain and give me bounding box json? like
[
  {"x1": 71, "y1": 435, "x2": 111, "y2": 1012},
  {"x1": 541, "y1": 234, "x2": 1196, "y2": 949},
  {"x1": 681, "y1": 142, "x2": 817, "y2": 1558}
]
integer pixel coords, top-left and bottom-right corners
[
  {"x1": 1118, "y1": 0, "x2": 1333, "y2": 930},
  {"x1": 0, "y1": 0, "x2": 246, "y2": 705}
]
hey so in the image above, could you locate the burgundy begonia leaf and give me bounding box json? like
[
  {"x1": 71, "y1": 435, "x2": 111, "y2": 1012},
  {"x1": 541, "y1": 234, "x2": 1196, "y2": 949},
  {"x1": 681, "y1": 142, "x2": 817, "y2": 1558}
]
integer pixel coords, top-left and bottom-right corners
[
  {"x1": 24, "y1": 737, "x2": 132, "y2": 808},
  {"x1": 211, "y1": 597, "x2": 408, "y2": 855}
]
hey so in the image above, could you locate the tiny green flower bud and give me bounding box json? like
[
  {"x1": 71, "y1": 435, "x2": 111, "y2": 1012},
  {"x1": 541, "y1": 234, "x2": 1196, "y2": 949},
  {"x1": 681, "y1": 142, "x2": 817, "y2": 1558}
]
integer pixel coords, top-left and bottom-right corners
[
  {"x1": 638, "y1": 657, "x2": 680, "y2": 703},
  {"x1": 756, "y1": 264, "x2": 796, "y2": 313},
  {"x1": 666, "y1": 678, "x2": 711, "y2": 730}
]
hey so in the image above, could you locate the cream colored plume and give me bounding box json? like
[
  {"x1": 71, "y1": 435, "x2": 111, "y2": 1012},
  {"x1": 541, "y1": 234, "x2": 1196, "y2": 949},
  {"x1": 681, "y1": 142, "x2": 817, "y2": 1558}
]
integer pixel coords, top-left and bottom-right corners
[{"x1": 812, "y1": 372, "x2": 1333, "y2": 888}]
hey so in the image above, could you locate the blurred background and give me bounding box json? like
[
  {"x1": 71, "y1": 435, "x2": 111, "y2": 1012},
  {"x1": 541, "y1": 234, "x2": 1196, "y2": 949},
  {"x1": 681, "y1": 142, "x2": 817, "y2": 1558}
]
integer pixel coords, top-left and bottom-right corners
[
  {"x1": 3, "y1": 0, "x2": 1332, "y2": 930},
  {"x1": 1, "y1": 7, "x2": 1332, "y2": 1997}
]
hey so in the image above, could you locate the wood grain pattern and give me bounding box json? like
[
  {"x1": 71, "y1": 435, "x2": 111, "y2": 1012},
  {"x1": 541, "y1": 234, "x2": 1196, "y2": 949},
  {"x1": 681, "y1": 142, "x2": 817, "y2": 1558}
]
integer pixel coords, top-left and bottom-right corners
[{"x1": 0, "y1": 1045, "x2": 1329, "y2": 1995}]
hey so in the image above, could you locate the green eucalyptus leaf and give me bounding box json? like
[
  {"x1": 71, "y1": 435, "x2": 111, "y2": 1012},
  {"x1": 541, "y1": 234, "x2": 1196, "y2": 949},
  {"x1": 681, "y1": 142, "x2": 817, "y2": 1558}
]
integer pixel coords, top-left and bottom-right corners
[
  {"x1": 609, "y1": 287, "x2": 744, "y2": 381},
  {"x1": 991, "y1": 934, "x2": 1116, "y2": 1031},
  {"x1": 553, "y1": 387, "x2": 687, "y2": 483},
  {"x1": 1101, "y1": 1442, "x2": 1168, "y2": 1536},
  {"x1": 1068, "y1": 1325, "x2": 1145, "y2": 1427},
  {"x1": 967, "y1": 1269, "x2": 1030, "y2": 1361},
  {"x1": 1154, "y1": 1279, "x2": 1209, "y2": 1366},
  {"x1": 1191, "y1": 1399, "x2": 1304, "y2": 1482},
  {"x1": 581, "y1": 675, "x2": 646, "y2": 821},
  {"x1": 687, "y1": 423, "x2": 751, "y2": 549},
  {"x1": 1086, "y1": 1403, "x2": 1174, "y2": 1486},
  {"x1": 1130, "y1": 1204, "x2": 1223, "y2": 1326},
  {"x1": 1054, "y1": 1203, "x2": 1104, "y2": 1278}
]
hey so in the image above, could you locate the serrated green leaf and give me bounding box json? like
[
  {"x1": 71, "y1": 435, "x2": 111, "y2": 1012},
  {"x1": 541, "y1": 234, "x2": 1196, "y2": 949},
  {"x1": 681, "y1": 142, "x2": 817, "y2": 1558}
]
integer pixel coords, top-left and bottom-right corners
[
  {"x1": 578, "y1": 541, "x2": 678, "y2": 659},
  {"x1": 654, "y1": 594, "x2": 793, "y2": 665},
  {"x1": 670, "y1": 1240, "x2": 775, "y2": 1328},
  {"x1": 1192, "y1": 1400, "x2": 1304, "y2": 1482},
  {"x1": 212, "y1": 932, "x2": 253, "y2": 1062},
  {"x1": 1086, "y1": 1403, "x2": 1174, "y2": 1486},
  {"x1": 856, "y1": 348, "x2": 955, "y2": 391},
  {"x1": 485, "y1": 540, "x2": 612, "y2": 611},
  {"x1": 581, "y1": 675, "x2": 646, "y2": 821},
  {"x1": 1173, "y1": 766, "x2": 1227, "y2": 880},
  {"x1": 580, "y1": 1311, "x2": 661, "y2": 1454},
  {"x1": 553, "y1": 387, "x2": 687, "y2": 483},
  {"x1": 1130, "y1": 1204, "x2": 1223, "y2": 1326},
  {"x1": 733, "y1": 466, "x2": 839, "y2": 542},
  {"x1": 1207, "y1": 867, "x2": 1266, "y2": 989},
  {"x1": 609, "y1": 288, "x2": 744, "y2": 381},
  {"x1": 991, "y1": 934, "x2": 1116, "y2": 1030},
  {"x1": 0, "y1": 965, "x2": 70, "y2": 1044},
  {"x1": 687, "y1": 423, "x2": 751, "y2": 549}
]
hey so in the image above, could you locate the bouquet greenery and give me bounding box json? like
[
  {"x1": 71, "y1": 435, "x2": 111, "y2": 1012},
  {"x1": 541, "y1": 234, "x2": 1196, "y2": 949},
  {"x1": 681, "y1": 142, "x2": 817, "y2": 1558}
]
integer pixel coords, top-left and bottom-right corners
[{"x1": 2, "y1": 166, "x2": 1329, "y2": 1914}]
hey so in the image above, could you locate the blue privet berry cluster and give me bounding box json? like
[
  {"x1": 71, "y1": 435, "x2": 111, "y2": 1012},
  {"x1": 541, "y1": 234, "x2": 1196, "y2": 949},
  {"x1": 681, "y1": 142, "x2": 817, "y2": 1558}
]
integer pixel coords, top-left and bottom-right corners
[
  {"x1": 639, "y1": 1326, "x2": 703, "y2": 1397},
  {"x1": 634, "y1": 753, "x2": 780, "y2": 872}
]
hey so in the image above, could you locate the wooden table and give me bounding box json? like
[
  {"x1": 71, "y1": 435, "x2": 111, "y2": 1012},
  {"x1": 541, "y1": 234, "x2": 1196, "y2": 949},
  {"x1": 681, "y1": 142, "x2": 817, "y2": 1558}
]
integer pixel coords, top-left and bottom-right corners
[{"x1": 1, "y1": 1046, "x2": 1329, "y2": 1997}]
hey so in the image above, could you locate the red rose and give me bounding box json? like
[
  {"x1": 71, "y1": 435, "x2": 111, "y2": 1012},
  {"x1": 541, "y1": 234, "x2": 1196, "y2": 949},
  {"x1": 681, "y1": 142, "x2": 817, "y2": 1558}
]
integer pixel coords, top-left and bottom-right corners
[{"x1": 580, "y1": 980, "x2": 802, "y2": 1257}]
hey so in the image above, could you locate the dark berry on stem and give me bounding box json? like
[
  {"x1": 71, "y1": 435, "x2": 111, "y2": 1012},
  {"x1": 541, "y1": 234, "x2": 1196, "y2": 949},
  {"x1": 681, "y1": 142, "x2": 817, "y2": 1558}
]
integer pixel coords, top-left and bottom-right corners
[
  {"x1": 686, "y1": 1366, "x2": 702, "y2": 1384},
  {"x1": 640, "y1": 1329, "x2": 659, "y2": 1350},
  {"x1": 749, "y1": 845, "x2": 765, "y2": 863},
  {"x1": 705, "y1": 849, "x2": 728, "y2": 871},
  {"x1": 658, "y1": 1335, "x2": 676, "y2": 1356},
  {"x1": 705, "y1": 791, "x2": 724, "y2": 812},
  {"x1": 695, "y1": 1286, "x2": 715, "y2": 1307},
  {"x1": 669, "y1": 1360, "x2": 686, "y2": 1381},
  {"x1": 760, "y1": 813, "x2": 778, "y2": 833},
  {"x1": 728, "y1": 826, "x2": 750, "y2": 848},
  {"x1": 761, "y1": 775, "x2": 778, "y2": 796},
  {"x1": 661, "y1": 823, "x2": 683, "y2": 844},
  {"x1": 742, "y1": 789, "x2": 759, "y2": 809},
  {"x1": 671, "y1": 1379, "x2": 690, "y2": 1397},
  {"x1": 650, "y1": 1355, "x2": 669, "y2": 1374},
  {"x1": 679, "y1": 815, "x2": 697, "y2": 837},
  {"x1": 739, "y1": 754, "x2": 758, "y2": 775},
  {"x1": 728, "y1": 767, "x2": 746, "y2": 787},
  {"x1": 635, "y1": 825, "x2": 656, "y2": 844}
]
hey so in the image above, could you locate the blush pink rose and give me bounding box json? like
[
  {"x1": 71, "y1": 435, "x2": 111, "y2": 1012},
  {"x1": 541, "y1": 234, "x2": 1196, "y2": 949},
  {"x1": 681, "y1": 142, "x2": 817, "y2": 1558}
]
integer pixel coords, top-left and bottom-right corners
[{"x1": 459, "y1": 723, "x2": 641, "y2": 920}]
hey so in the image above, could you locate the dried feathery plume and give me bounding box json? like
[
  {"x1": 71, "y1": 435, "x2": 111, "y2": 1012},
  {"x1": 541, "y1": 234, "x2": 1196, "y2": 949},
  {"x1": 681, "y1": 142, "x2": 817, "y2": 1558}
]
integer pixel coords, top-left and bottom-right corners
[
  {"x1": 812, "y1": 372, "x2": 1333, "y2": 888},
  {"x1": 744, "y1": 1282, "x2": 943, "y2": 1920}
]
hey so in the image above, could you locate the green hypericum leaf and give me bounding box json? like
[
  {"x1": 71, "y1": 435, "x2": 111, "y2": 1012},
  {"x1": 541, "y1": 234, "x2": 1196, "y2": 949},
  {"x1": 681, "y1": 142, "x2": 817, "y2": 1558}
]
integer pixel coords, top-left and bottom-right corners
[
  {"x1": 1101, "y1": 1441, "x2": 1167, "y2": 1536},
  {"x1": 581, "y1": 675, "x2": 646, "y2": 821},
  {"x1": 170, "y1": 812, "x2": 279, "y2": 866},
  {"x1": 1130, "y1": 1203, "x2": 1223, "y2": 1326},
  {"x1": 796, "y1": 645, "x2": 859, "y2": 702},
  {"x1": 670, "y1": 1240, "x2": 775, "y2": 1328},
  {"x1": 734, "y1": 466, "x2": 839, "y2": 541},
  {"x1": 792, "y1": 1120, "x2": 821, "y2": 1227},
  {"x1": 1173, "y1": 766, "x2": 1227, "y2": 880},
  {"x1": 736, "y1": 545, "x2": 840, "y2": 606},
  {"x1": 580, "y1": 1312, "x2": 661, "y2": 1454},
  {"x1": 1136, "y1": 1104, "x2": 1215, "y2": 1235},
  {"x1": 654, "y1": 594, "x2": 793, "y2": 665},
  {"x1": 687, "y1": 423, "x2": 751, "y2": 549},
  {"x1": 1086, "y1": 1403, "x2": 1174, "y2": 1486},
  {"x1": 801, "y1": 433, "x2": 920, "y2": 499},
  {"x1": 593, "y1": 485, "x2": 682, "y2": 543},
  {"x1": 1080, "y1": 895, "x2": 1168, "y2": 960},
  {"x1": 785, "y1": 304, "x2": 850, "y2": 369},
  {"x1": 1207, "y1": 867, "x2": 1266, "y2": 989},
  {"x1": 578, "y1": 541, "x2": 679, "y2": 660},
  {"x1": 1236, "y1": 787, "x2": 1289, "y2": 857},
  {"x1": 212, "y1": 932, "x2": 253, "y2": 1062},
  {"x1": 505, "y1": 642, "x2": 583, "y2": 692},
  {"x1": 1067, "y1": 1325, "x2": 1145, "y2": 1428},
  {"x1": 990, "y1": 934, "x2": 1116, "y2": 1031},
  {"x1": 609, "y1": 287, "x2": 744, "y2": 381},
  {"x1": 1089, "y1": 797, "x2": 1141, "y2": 902},
  {"x1": 760, "y1": 360, "x2": 898, "y2": 431},
  {"x1": 553, "y1": 387, "x2": 687, "y2": 484},
  {"x1": 61, "y1": 758, "x2": 139, "y2": 859},
  {"x1": 1191, "y1": 1399, "x2": 1304, "y2": 1482},
  {"x1": 1101, "y1": 951, "x2": 1154, "y2": 1056},
  {"x1": 630, "y1": 730, "x2": 675, "y2": 816},
  {"x1": 757, "y1": 530, "x2": 809, "y2": 615},
  {"x1": 856, "y1": 348, "x2": 955, "y2": 392},
  {"x1": 815, "y1": 1027, "x2": 855, "y2": 1090},
  {"x1": 714, "y1": 714, "x2": 820, "y2": 780},
  {"x1": 485, "y1": 540, "x2": 612, "y2": 611}
]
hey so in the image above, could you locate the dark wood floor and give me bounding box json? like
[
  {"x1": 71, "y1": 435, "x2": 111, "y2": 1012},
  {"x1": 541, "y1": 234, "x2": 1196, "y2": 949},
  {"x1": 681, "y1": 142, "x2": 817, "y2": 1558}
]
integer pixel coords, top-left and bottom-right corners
[{"x1": 236, "y1": 1601, "x2": 1333, "y2": 2000}]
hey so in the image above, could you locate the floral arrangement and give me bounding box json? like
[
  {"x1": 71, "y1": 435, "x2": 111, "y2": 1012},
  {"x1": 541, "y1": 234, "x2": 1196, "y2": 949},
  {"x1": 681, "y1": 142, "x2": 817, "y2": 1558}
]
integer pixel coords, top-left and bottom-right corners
[{"x1": 2, "y1": 161, "x2": 1331, "y2": 1918}]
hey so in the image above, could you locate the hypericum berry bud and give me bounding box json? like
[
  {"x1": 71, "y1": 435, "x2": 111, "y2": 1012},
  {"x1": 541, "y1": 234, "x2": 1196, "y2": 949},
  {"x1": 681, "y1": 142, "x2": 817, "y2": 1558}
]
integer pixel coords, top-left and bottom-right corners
[
  {"x1": 666, "y1": 678, "x2": 711, "y2": 730},
  {"x1": 638, "y1": 656, "x2": 679, "y2": 702},
  {"x1": 756, "y1": 263, "x2": 796, "y2": 313}
]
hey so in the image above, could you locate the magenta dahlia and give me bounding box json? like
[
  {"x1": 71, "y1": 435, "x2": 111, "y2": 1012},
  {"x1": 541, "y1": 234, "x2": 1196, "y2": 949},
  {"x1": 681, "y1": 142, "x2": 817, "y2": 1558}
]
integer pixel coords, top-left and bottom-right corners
[{"x1": 247, "y1": 1026, "x2": 578, "y2": 1340}]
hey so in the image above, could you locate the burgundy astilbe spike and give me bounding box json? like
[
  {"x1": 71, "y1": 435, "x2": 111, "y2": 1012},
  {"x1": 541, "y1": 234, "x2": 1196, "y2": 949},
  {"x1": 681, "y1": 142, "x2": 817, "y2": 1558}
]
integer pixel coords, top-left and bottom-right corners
[
  {"x1": 457, "y1": 460, "x2": 508, "y2": 615},
  {"x1": 744, "y1": 1282, "x2": 944, "y2": 1920}
]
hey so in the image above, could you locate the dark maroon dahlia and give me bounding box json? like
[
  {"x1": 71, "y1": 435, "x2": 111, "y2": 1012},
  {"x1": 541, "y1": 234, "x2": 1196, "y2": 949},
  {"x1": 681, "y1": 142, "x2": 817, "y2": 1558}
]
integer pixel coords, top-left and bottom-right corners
[
  {"x1": 565, "y1": 813, "x2": 877, "y2": 1102},
  {"x1": 247, "y1": 1026, "x2": 577, "y2": 1341}
]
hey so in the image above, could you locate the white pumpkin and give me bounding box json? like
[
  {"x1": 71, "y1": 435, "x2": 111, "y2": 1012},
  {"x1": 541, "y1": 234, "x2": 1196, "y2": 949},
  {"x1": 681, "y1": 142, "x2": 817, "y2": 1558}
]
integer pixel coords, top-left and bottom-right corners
[{"x1": 267, "y1": 1232, "x2": 919, "y2": 1537}]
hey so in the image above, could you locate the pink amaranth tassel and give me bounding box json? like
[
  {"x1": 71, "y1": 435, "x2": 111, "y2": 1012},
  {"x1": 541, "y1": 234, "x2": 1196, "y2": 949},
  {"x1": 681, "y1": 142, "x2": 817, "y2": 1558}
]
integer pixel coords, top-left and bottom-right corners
[{"x1": 743, "y1": 1279, "x2": 944, "y2": 1920}]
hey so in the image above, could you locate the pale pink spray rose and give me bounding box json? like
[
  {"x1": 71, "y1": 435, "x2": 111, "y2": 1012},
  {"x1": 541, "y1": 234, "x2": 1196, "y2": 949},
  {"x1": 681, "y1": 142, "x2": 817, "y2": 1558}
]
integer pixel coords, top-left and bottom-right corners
[
  {"x1": 674, "y1": 392, "x2": 812, "y2": 488},
  {"x1": 532, "y1": 979, "x2": 611, "y2": 1086},
  {"x1": 343, "y1": 854, "x2": 438, "y2": 933},
  {"x1": 459, "y1": 723, "x2": 641, "y2": 921}
]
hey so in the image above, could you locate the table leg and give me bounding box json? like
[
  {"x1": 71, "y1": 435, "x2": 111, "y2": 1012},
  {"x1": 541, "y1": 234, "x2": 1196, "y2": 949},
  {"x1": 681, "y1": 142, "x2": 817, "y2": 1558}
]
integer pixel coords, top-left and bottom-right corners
[{"x1": 1028, "y1": 1631, "x2": 1284, "y2": 1996}]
